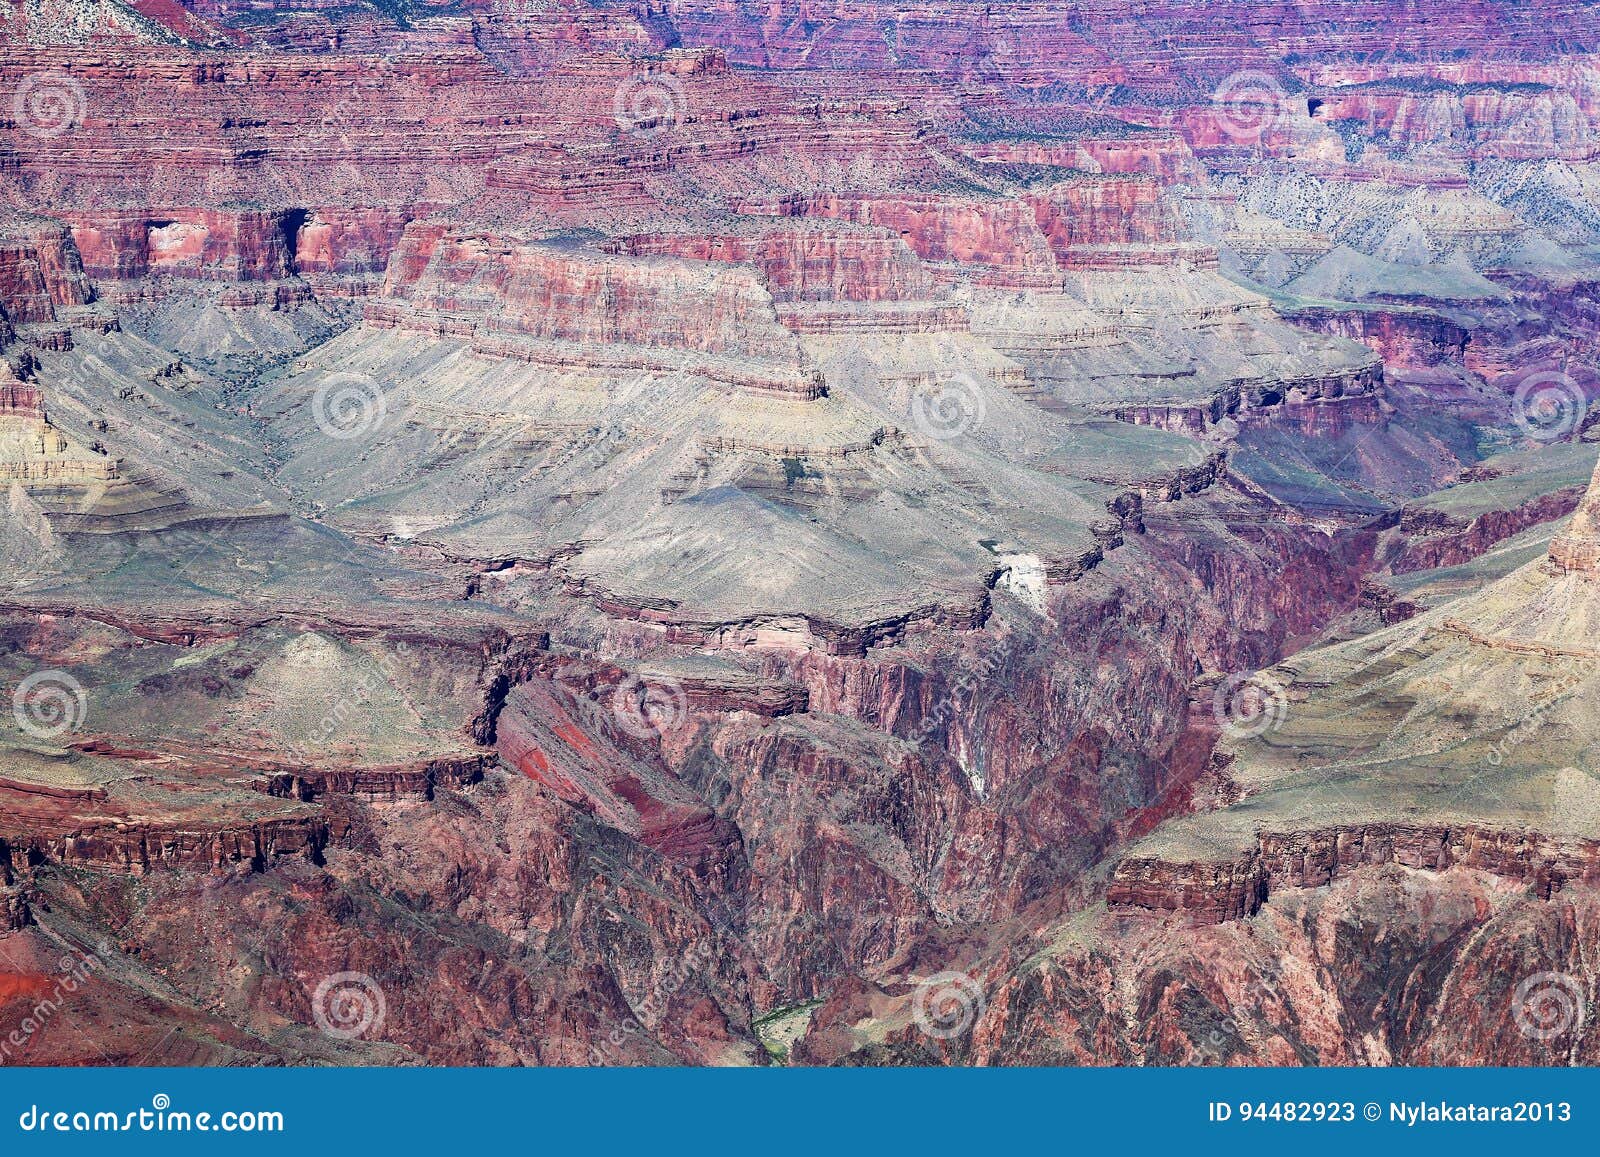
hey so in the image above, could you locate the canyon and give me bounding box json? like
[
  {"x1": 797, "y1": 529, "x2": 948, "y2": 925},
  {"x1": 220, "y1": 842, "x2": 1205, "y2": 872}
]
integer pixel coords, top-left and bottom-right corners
[{"x1": 1, "y1": 0, "x2": 1599, "y2": 1066}]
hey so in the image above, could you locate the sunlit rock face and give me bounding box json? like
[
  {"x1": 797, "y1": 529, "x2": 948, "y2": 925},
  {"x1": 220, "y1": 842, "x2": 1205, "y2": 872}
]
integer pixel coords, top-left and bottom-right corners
[
  {"x1": 2, "y1": 0, "x2": 1600, "y2": 1067},
  {"x1": 1548, "y1": 459, "x2": 1600, "y2": 576}
]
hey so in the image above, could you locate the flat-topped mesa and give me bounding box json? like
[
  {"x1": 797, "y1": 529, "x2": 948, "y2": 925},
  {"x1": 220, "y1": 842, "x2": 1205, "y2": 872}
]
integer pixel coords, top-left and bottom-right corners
[
  {"x1": 369, "y1": 223, "x2": 825, "y2": 397},
  {"x1": 0, "y1": 752, "x2": 329, "y2": 876},
  {"x1": 255, "y1": 754, "x2": 491, "y2": 802},
  {"x1": 0, "y1": 817, "x2": 326, "y2": 874},
  {"x1": 1547, "y1": 457, "x2": 1600, "y2": 575}
]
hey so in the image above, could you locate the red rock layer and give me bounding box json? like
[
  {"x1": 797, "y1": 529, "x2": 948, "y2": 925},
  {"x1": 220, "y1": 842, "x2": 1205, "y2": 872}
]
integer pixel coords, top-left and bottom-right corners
[
  {"x1": 1393, "y1": 487, "x2": 1588, "y2": 574},
  {"x1": 0, "y1": 383, "x2": 45, "y2": 419},
  {"x1": 255, "y1": 755, "x2": 492, "y2": 802},
  {"x1": 65, "y1": 210, "x2": 294, "y2": 281},
  {"x1": 1309, "y1": 82, "x2": 1600, "y2": 163},
  {"x1": 59, "y1": 207, "x2": 410, "y2": 291},
  {"x1": 369, "y1": 222, "x2": 820, "y2": 394},
  {"x1": 0, "y1": 818, "x2": 326, "y2": 875},
  {"x1": 493, "y1": 681, "x2": 744, "y2": 874},
  {"x1": 1282, "y1": 306, "x2": 1470, "y2": 370},
  {"x1": 954, "y1": 133, "x2": 1202, "y2": 184},
  {"x1": 1109, "y1": 822, "x2": 1600, "y2": 924},
  {"x1": 0, "y1": 223, "x2": 93, "y2": 324},
  {"x1": 607, "y1": 225, "x2": 937, "y2": 304},
  {"x1": 741, "y1": 192, "x2": 1059, "y2": 276},
  {"x1": 739, "y1": 180, "x2": 1209, "y2": 283},
  {"x1": 1025, "y1": 178, "x2": 1187, "y2": 257},
  {"x1": 647, "y1": 0, "x2": 1600, "y2": 80}
]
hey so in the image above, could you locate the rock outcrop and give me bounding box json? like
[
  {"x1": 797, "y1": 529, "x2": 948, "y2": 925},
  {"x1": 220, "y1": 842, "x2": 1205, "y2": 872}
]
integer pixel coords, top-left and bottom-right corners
[
  {"x1": 1548, "y1": 458, "x2": 1600, "y2": 575},
  {"x1": 1109, "y1": 823, "x2": 1600, "y2": 924}
]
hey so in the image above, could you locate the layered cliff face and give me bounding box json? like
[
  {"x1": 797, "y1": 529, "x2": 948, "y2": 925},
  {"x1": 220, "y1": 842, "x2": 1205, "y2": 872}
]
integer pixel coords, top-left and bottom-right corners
[{"x1": 5, "y1": 0, "x2": 1600, "y2": 1069}]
